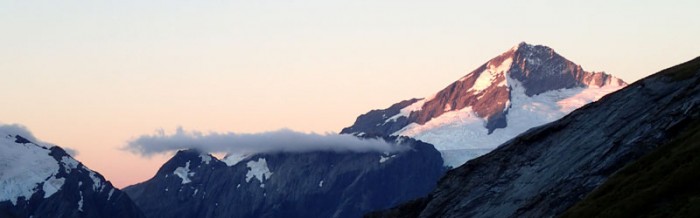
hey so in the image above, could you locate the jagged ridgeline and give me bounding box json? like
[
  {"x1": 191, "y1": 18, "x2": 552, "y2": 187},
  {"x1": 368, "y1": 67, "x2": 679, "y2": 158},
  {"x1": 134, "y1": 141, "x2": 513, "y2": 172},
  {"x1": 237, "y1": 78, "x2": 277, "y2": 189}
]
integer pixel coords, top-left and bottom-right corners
[
  {"x1": 123, "y1": 136, "x2": 445, "y2": 218},
  {"x1": 368, "y1": 57, "x2": 700, "y2": 218},
  {"x1": 342, "y1": 42, "x2": 626, "y2": 167},
  {"x1": 0, "y1": 129, "x2": 145, "y2": 218},
  {"x1": 562, "y1": 57, "x2": 700, "y2": 218},
  {"x1": 123, "y1": 43, "x2": 632, "y2": 218}
]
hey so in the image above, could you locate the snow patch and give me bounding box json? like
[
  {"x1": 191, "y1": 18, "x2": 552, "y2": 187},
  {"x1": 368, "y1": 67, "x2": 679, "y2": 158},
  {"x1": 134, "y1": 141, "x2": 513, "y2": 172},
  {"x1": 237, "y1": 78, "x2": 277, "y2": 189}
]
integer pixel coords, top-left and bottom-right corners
[
  {"x1": 557, "y1": 86, "x2": 622, "y2": 112},
  {"x1": 77, "y1": 191, "x2": 84, "y2": 212},
  {"x1": 469, "y1": 58, "x2": 513, "y2": 93},
  {"x1": 245, "y1": 158, "x2": 272, "y2": 185},
  {"x1": 0, "y1": 134, "x2": 63, "y2": 205},
  {"x1": 385, "y1": 98, "x2": 427, "y2": 123},
  {"x1": 173, "y1": 161, "x2": 194, "y2": 184},
  {"x1": 107, "y1": 188, "x2": 114, "y2": 201},
  {"x1": 379, "y1": 154, "x2": 397, "y2": 163},
  {"x1": 88, "y1": 170, "x2": 103, "y2": 191},
  {"x1": 61, "y1": 156, "x2": 79, "y2": 174},
  {"x1": 223, "y1": 153, "x2": 249, "y2": 166},
  {"x1": 42, "y1": 177, "x2": 65, "y2": 198},
  {"x1": 200, "y1": 154, "x2": 212, "y2": 164}
]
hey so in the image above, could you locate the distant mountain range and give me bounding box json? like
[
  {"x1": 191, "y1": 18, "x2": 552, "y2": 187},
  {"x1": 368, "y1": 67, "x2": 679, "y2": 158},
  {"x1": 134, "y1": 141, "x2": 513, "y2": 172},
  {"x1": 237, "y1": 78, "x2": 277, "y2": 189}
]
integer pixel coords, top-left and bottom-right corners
[
  {"x1": 119, "y1": 43, "x2": 631, "y2": 218},
  {"x1": 342, "y1": 42, "x2": 626, "y2": 166},
  {"x1": 123, "y1": 137, "x2": 444, "y2": 218},
  {"x1": 3, "y1": 43, "x2": 696, "y2": 218}
]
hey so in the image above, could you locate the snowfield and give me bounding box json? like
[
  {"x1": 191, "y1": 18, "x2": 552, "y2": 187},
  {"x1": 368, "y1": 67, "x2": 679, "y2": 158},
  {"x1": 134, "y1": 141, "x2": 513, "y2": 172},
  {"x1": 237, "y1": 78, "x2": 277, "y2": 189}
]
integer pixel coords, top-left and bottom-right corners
[
  {"x1": 0, "y1": 130, "x2": 62, "y2": 205},
  {"x1": 394, "y1": 73, "x2": 623, "y2": 167}
]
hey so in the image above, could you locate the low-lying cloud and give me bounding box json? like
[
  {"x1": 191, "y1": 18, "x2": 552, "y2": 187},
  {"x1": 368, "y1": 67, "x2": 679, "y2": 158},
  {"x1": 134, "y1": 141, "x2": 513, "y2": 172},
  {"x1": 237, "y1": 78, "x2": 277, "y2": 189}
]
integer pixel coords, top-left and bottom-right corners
[
  {"x1": 63, "y1": 147, "x2": 79, "y2": 157},
  {"x1": 125, "y1": 127, "x2": 400, "y2": 156},
  {"x1": 0, "y1": 123, "x2": 39, "y2": 142},
  {"x1": 0, "y1": 123, "x2": 80, "y2": 157}
]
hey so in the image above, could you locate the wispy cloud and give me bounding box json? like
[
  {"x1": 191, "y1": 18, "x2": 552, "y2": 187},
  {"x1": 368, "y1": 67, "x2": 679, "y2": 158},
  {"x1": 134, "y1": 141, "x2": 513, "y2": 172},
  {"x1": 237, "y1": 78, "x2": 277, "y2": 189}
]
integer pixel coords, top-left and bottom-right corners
[
  {"x1": 0, "y1": 123, "x2": 38, "y2": 142},
  {"x1": 125, "y1": 127, "x2": 400, "y2": 156},
  {"x1": 63, "y1": 147, "x2": 79, "y2": 157},
  {"x1": 0, "y1": 123, "x2": 80, "y2": 157}
]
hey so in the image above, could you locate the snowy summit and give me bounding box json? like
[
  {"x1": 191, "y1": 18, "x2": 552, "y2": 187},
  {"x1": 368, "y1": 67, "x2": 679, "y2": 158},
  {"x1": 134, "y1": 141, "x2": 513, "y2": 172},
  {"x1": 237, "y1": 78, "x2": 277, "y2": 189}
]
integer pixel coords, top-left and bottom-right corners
[
  {"x1": 341, "y1": 42, "x2": 627, "y2": 166},
  {"x1": 0, "y1": 125, "x2": 145, "y2": 217}
]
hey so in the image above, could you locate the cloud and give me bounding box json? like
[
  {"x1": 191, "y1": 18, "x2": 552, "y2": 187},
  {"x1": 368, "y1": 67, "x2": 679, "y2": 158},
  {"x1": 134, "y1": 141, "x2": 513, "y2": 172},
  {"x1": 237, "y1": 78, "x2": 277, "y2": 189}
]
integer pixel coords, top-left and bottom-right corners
[
  {"x1": 0, "y1": 123, "x2": 38, "y2": 142},
  {"x1": 0, "y1": 123, "x2": 79, "y2": 156},
  {"x1": 63, "y1": 147, "x2": 79, "y2": 157},
  {"x1": 125, "y1": 127, "x2": 401, "y2": 156}
]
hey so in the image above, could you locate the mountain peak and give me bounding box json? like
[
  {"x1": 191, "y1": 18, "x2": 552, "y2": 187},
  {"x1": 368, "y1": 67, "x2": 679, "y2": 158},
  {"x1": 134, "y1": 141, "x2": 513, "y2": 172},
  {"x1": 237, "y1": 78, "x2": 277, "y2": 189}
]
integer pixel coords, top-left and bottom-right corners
[
  {"x1": 500, "y1": 43, "x2": 626, "y2": 95},
  {"x1": 464, "y1": 42, "x2": 624, "y2": 97},
  {"x1": 155, "y1": 149, "x2": 223, "y2": 177},
  {"x1": 341, "y1": 43, "x2": 628, "y2": 166},
  {"x1": 507, "y1": 42, "x2": 550, "y2": 56},
  {"x1": 412, "y1": 43, "x2": 626, "y2": 131},
  {"x1": 372, "y1": 55, "x2": 700, "y2": 218},
  {"x1": 511, "y1": 41, "x2": 535, "y2": 51},
  {"x1": 0, "y1": 125, "x2": 146, "y2": 217}
]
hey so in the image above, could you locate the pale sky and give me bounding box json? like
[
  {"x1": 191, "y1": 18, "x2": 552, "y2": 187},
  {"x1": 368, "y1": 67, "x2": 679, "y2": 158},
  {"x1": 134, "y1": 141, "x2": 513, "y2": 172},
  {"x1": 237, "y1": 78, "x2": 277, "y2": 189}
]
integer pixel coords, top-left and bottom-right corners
[{"x1": 1, "y1": 0, "x2": 699, "y2": 188}]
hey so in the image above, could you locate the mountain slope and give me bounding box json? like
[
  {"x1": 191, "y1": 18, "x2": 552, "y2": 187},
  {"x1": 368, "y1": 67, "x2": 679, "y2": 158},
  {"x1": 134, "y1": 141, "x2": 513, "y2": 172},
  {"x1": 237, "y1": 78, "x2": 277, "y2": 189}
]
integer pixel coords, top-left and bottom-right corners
[
  {"x1": 563, "y1": 119, "x2": 700, "y2": 218},
  {"x1": 368, "y1": 56, "x2": 700, "y2": 218},
  {"x1": 342, "y1": 42, "x2": 626, "y2": 166},
  {"x1": 562, "y1": 58, "x2": 700, "y2": 218},
  {"x1": 124, "y1": 136, "x2": 444, "y2": 218},
  {"x1": 0, "y1": 125, "x2": 145, "y2": 218}
]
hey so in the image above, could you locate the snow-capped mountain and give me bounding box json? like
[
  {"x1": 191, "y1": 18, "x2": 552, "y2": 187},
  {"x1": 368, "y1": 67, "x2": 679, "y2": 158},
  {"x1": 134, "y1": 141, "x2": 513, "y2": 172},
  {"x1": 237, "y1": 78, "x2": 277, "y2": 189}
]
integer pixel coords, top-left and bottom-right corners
[
  {"x1": 369, "y1": 57, "x2": 700, "y2": 217},
  {"x1": 0, "y1": 126, "x2": 145, "y2": 218},
  {"x1": 341, "y1": 42, "x2": 627, "y2": 166},
  {"x1": 123, "y1": 136, "x2": 444, "y2": 218}
]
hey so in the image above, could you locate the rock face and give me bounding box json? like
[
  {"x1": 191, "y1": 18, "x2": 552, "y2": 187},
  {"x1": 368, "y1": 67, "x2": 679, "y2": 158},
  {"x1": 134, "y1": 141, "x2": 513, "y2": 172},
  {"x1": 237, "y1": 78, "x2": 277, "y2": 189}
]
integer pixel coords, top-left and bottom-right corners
[
  {"x1": 368, "y1": 57, "x2": 700, "y2": 218},
  {"x1": 0, "y1": 127, "x2": 145, "y2": 218},
  {"x1": 562, "y1": 119, "x2": 700, "y2": 218},
  {"x1": 123, "y1": 136, "x2": 445, "y2": 218},
  {"x1": 560, "y1": 57, "x2": 700, "y2": 218},
  {"x1": 342, "y1": 42, "x2": 627, "y2": 166}
]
